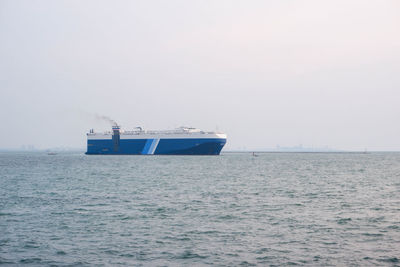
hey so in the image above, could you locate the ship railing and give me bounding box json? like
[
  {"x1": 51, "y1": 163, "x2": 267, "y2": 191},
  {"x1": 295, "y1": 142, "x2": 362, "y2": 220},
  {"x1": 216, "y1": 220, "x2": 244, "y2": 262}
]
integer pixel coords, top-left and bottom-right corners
[
  {"x1": 88, "y1": 130, "x2": 220, "y2": 135},
  {"x1": 122, "y1": 130, "x2": 206, "y2": 135}
]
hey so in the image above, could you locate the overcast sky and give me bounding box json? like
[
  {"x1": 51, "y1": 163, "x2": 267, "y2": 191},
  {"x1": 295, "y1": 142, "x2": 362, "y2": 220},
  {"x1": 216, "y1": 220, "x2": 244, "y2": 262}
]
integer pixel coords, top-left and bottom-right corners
[{"x1": 1, "y1": 0, "x2": 399, "y2": 151}]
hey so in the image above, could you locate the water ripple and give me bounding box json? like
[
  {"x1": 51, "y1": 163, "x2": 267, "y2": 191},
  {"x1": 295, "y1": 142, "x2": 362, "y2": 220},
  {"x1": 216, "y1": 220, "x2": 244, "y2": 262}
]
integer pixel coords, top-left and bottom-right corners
[{"x1": 1, "y1": 152, "x2": 400, "y2": 265}]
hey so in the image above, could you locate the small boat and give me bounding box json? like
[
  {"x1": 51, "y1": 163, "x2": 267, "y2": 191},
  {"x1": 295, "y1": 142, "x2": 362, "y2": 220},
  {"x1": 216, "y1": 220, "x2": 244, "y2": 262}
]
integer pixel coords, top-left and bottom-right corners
[
  {"x1": 252, "y1": 152, "x2": 258, "y2": 157},
  {"x1": 47, "y1": 152, "x2": 57, "y2": 155}
]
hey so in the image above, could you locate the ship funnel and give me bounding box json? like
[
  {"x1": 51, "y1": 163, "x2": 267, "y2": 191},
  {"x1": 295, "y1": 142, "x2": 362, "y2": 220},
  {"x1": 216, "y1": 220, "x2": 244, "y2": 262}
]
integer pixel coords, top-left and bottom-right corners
[
  {"x1": 112, "y1": 125, "x2": 120, "y2": 152},
  {"x1": 112, "y1": 125, "x2": 120, "y2": 134}
]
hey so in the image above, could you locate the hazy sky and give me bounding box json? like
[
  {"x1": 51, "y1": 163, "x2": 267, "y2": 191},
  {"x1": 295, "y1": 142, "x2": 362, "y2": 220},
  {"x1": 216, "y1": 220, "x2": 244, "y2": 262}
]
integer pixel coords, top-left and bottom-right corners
[{"x1": 1, "y1": 0, "x2": 399, "y2": 150}]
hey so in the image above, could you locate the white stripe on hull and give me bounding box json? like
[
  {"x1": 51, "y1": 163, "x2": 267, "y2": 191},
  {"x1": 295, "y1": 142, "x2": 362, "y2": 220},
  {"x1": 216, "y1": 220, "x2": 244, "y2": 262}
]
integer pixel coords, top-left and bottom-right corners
[{"x1": 148, "y1": 139, "x2": 160, "y2": 154}]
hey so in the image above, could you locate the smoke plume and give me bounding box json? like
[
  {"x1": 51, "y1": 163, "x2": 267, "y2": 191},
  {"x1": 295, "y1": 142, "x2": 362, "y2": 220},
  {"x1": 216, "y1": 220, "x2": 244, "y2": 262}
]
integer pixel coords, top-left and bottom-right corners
[
  {"x1": 95, "y1": 114, "x2": 118, "y2": 126},
  {"x1": 78, "y1": 109, "x2": 119, "y2": 127}
]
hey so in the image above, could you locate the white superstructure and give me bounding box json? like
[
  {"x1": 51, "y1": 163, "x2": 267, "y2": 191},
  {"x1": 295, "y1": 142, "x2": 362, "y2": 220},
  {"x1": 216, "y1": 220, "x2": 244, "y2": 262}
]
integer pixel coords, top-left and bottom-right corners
[{"x1": 87, "y1": 127, "x2": 227, "y2": 140}]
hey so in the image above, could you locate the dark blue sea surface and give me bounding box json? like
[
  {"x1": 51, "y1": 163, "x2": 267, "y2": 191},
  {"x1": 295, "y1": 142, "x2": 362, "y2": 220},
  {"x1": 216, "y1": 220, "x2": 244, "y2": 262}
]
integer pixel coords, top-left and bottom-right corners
[{"x1": 1, "y1": 152, "x2": 400, "y2": 266}]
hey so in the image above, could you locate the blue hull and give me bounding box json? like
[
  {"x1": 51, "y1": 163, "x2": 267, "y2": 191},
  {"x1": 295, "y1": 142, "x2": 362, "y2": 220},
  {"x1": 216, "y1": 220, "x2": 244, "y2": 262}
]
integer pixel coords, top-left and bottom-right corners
[{"x1": 86, "y1": 138, "x2": 226, "y2": 155}]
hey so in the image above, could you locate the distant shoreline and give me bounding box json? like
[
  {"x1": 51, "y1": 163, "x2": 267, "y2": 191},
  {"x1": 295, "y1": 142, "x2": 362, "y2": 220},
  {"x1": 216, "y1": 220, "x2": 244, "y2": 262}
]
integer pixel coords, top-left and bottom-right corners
[
  {"x1": 1, "y1": 150, "x2": 399, "y2": 154},
  {"x1": 223, "y1": 151, "x2": 400, "y2": 154}
]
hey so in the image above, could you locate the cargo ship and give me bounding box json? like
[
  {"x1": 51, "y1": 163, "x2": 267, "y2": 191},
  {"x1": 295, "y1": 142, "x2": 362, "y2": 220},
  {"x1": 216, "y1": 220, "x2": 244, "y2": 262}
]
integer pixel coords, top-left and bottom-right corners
[{"x1": 86, "y1": 126, "x2": 227, "y2": 155}]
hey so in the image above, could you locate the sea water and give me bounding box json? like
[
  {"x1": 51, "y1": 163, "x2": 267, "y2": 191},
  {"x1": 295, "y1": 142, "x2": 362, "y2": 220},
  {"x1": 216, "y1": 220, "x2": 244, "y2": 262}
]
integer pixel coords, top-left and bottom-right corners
[{"x1": 0, "y1": 152, "x2": 399, "y2": 266}]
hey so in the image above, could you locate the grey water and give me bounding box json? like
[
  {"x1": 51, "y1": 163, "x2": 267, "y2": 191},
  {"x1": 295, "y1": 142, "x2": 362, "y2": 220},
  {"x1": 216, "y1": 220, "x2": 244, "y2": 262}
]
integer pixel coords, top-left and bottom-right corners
[{"x1": 1, "y1": 152, "x2": 399, "y2": 266}]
